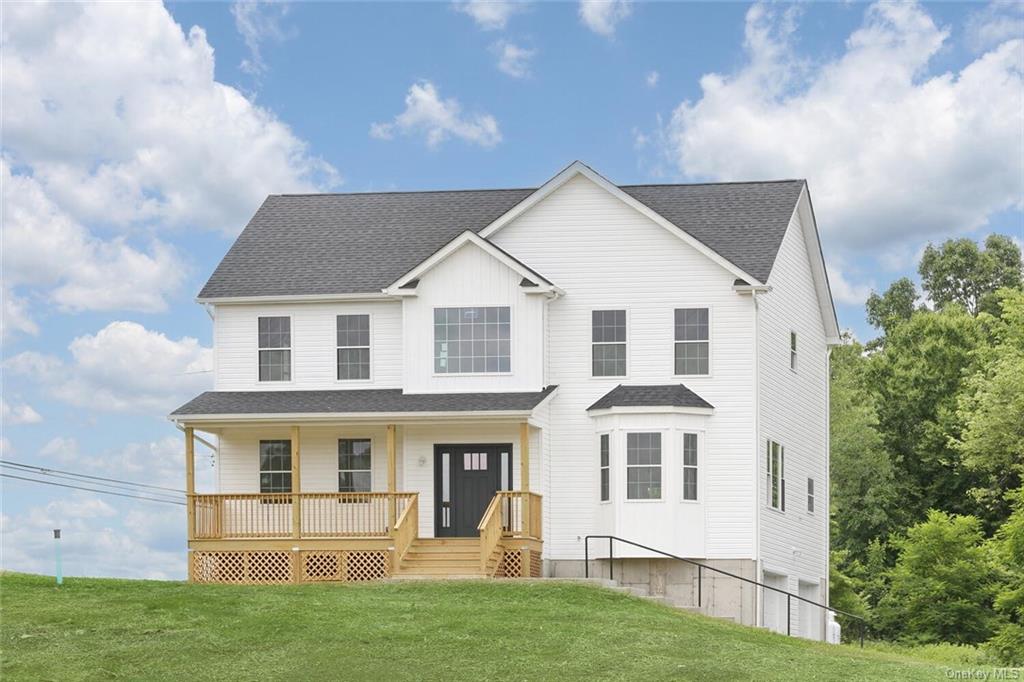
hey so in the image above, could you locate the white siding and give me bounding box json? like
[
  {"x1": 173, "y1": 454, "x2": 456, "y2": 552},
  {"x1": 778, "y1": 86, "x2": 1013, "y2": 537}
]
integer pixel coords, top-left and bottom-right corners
[
  {"x1": 756, "y1": 194, "x2": 830, "y2": 605},
  {"x1": 491, "y1": 174, "x2": 758, "y2": 561},
  {"x1": 213, "y1": 301, "x2": 402, "y2": 390},
  {"x1": 401, "y1": 241, "x2": 546, "y2": 393}
]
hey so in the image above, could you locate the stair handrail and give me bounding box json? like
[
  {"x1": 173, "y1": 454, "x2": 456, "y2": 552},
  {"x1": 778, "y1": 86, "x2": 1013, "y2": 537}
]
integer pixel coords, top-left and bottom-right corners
[
  {"x1": 391, "y1": 493, "x2": 419, "y2": 565},
  {"x1": 478, "y1": 494, "x2": 505, "y2": 574},
  {"x1": 584, "y1": 535, "x2": 867, "y2": 647}
]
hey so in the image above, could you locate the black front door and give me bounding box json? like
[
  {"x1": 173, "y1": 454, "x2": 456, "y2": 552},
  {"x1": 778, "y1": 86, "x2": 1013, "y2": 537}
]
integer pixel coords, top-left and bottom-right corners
[{"x1": 434, "y1": 444, "x2": 512, "y2": 537}]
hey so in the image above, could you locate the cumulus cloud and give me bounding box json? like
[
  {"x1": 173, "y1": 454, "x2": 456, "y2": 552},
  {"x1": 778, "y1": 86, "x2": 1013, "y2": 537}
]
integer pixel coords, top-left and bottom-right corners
[
  {"x1": 1, "y1": 2, "x2": 338, "y2": 234},
  {"x1": 492, "y1": 40, "x2": 536, "y2": 78},
  {"x1": 1, "y1": 400, "x2": 42, "y2": 425},
  {"x1": 4, "y1": 321, "x2": 212, "y2": 413},
  {"x1": 646, "y1": 70, "x2": 659, "y2": 87},
  {"x1": 453, "y1": 0, "x2": 524, "y2": 30},
  {"x1": 370, "y1": 81, "x2": 502, "y2": 149},
  {"x1": 966, "y1": 1, "x2": 1024, "y2": 53},
  {"x1": 662, "y1": 2, "x2": 1023, "y2": 252},
  {"x1": 579, "y1": 0, "x2": 632, "y2": 37},
  {"x1": 231, "y1": 1, "x2": 294, "y2": 76}
]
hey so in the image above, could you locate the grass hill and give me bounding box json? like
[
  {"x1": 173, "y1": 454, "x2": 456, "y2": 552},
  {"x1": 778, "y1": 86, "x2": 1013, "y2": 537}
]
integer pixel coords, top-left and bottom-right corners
[{"x1": 1, "y1": 572, "x2": 960, "y2": 680}]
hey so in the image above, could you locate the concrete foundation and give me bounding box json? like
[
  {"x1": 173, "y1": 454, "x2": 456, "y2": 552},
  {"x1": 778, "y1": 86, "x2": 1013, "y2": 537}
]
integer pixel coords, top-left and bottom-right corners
[{"x1": 546, "y1": 558, "x2": 759, "y2": 627}]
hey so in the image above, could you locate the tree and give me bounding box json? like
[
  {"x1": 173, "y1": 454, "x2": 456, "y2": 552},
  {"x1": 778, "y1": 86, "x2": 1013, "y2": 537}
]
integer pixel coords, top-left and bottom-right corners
[
  {"x1": 866, "y1": 277, "x2": 918, "y2": 337},
  {"x1": 876, "y1": 510, "x2": 999, "y2": 644},
  {"x1": 986, "y1": 487, "x2": 1024, "y2": 666},
  {"x1": 919, "y1": 235, "x2": 1023, "y2": 316}
]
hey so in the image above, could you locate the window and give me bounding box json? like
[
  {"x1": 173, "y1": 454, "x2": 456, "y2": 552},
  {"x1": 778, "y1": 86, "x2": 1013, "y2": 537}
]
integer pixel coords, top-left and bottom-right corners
[
  {"x1": 682, "y1": 433, "x2": 698, "y2": 501},
  {"x1": 767, "y1": 440, "x2": 785, "y2": 510},
  {"x1": 434, "y1": 306, "x2": 511, "y2": 374},
  {"x1": 599, "y1": 434, "x2": 610, "y2": 502},
  {"x1": 592, "y1": 310, "x2": 627, "y2": 377},
  {"x1": 807, "y1": 477, "x2": 815, "y2": 513},
  {"x1": 259, "y1": 440, "x2": 292, "y2": 493},
  {"x1": 626, "y1": 432, "x2": 662, "y2": 500},
  {"x1": 790, "y1": 331, "x2": 798, "y2": 371},
  {"x1": 258, "y1": 316, "x2": 291, "y2": 381},
  {"x1": 674, "y1": 308, "x2": 709, "y2": 375},
  {"x1": 338, "y1": 439, "x2": 372, "y2": 492},
  {"x1": 337, "y1": 314, "x2": 370, "y2": 380}
]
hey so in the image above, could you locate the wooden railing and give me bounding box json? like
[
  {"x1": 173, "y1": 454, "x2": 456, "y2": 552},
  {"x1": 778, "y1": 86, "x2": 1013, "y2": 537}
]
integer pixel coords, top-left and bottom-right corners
[
  {"x1": 478, "y1": 495, "x2": 505, "y2": 574},
  {"x1": 392, "y1": 494, "x2": 419, "y2": 564},
  {"x1": 190, "y1": 492, "x2": 416, "y2": 540},
  {"x1": 478, "y1": 491, "x2": 543, "y2": 573}
]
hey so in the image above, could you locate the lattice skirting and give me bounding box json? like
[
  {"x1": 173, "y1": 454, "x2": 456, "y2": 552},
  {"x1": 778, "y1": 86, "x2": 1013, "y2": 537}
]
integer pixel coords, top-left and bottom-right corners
[
  {"x1": 494, "y1": 549, "x2": 541, "y2": 579},
  {"x1": 191, "y1": 550, "x2": 390, "y2": 584}
]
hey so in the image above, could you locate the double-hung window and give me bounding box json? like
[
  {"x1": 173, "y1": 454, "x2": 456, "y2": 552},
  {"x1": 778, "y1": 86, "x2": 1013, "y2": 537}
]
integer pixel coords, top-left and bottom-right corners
[
  {"x1": 338, "y1": 438, "x2": 372, "y2": 492},
  {"x1": 626, "y1": 432, "x2": 662, "y2": 500},
  {"x1": 337, "y1": 314, "x2": 371, "y2": 380},
  {"x1": 258, "y1": 316, "x2": 291, "y2": 382},
  {"x1": 434, "y1": 306, "x2": 511, "y2": 374},
  {"x1": 674, "y1": 308, "x2": 709, "y2": 375},
  {"x1": 599, "y1": 434, "x2": 610, "y2": 502},
  {"x1": 682, "y1": 433, "x2": 698, "y2": 501},
  {"x1": 767, "y1": 440, "x2": 785, "y2": 510},
  {"x1": 790, "y1": 332, "x2": 798, "y2": 371},
  {"x1": 259, "y1": 440, "x2": 292, "y2": 493},
  {"x1": 592, "y1": 310, "x2": 627, "y2": 377},
  {"x1": 807, "y1": 477, "x2": 815, "y2": 513}
]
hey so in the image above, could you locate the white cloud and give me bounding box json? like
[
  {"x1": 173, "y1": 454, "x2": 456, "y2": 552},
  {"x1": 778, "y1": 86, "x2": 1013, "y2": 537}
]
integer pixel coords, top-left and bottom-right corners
[
  {"x1": 4, "y1": 321, "x2": 212, "y2": 413},
  {"x1": 966, "y1": 1, "x2": 1024, "y2": 53},
  {"x1": 1, "y1": 285, "x2": 39, "y2": 339},
  {"x1": 663, "y1": 2, "x2": 1024, "y2": 252},
  {"x1": 39, "y1": 436, "x2": 79, "y2": 464},
  {"x1": 231, "y1": 1, "x2": 294, "y2": 76},
  {"x1": 646, "y1": 70, "x2": 659, "y2": 87},
  {"x1": 2, "y1": 161, "x2": 187, "y2": 316},
  {"x1": 1, "y1": 400, "x2": 42, "y2": 425},
  {"x1": 2, "y1": 2, "x2": 338, "y2": 234},
  {"x1": 828, "y1": 261, "x2": 875, "y2": 306},
  {"x1": 492, "y1": 40, "x2": 536, "y2": 78},
  {"x1": 454, "y1": 1, "x2": 523, "y2": 30},
  {"x1": 370, "y1": 81, "x2": 502, "y2": 149},
  {"x1": 579, "y1": 0, "x2": 632, "y2": 37}
]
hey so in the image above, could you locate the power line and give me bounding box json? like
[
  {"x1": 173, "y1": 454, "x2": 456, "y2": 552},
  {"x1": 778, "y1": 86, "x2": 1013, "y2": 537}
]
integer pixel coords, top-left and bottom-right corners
[
  {"x1": 0, "y1": 459, "x2": 185, "y2": 493},
  {"x1": 0, "y1": 463, "x2": 184, "y2": 502},
  {"x1": 1, "y1": 473, "x2": 186, "y2": 506}
]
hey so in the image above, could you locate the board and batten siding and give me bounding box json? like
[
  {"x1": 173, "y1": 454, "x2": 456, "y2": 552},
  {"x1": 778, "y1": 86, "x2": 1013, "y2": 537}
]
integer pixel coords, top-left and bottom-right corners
[
  {"x1": 213, "y1": 301, "x2": 403, "y2": 391},
  {"x1": 490, "y1": 174, "x2": 759, "y2": 561},
  {"x1": 400, "y1": 241, "x2": 546, "y2": 394},
  {"x1": 755, "y1": 192, "x2": 830, "y2": 635}
]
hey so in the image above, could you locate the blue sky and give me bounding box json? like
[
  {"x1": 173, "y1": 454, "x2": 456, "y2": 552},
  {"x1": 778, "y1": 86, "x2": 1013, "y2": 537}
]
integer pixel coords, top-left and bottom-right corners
[{"x1": 2, "y1": 1, "x2": 1022, "y2": 578}]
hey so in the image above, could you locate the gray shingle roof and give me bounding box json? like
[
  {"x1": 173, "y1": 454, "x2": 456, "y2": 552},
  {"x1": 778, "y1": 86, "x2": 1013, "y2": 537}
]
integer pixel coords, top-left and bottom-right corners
[
  {"x1": 171, "y1": 386, "x2": 557, "y2": 417},
  {"x1": 197, "y1": 179, "x2": 804, "y2": 299},
  {"x1": 587, "y1": 384, "x2": 714, "y2": 411}
]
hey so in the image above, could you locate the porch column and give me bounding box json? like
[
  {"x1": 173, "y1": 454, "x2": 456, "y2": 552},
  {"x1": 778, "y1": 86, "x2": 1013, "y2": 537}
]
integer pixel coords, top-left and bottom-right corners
[
  {"x1": 185, "y1": 427, "x2": 195, "y2": 541},
  {"x1": 387, "y1": 424, "x2": 397, "y2": 530},
  {"x1": 520, "y1": 422, "x2": 530, "y2": 537},
  {"x1": 291, "y1": 425, "x2": 301, "y2": 539}
]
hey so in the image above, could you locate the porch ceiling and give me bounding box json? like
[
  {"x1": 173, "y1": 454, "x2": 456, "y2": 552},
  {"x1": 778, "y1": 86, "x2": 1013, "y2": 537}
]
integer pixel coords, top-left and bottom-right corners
[{"x1": 170, "y1": 386, "x2": 557, "y2": 424}]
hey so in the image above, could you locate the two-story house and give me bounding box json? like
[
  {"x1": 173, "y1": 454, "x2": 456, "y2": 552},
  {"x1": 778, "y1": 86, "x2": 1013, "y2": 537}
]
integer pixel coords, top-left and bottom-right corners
[{"x1": 170, "y1": 161, "x2": 839, "y2": 638}]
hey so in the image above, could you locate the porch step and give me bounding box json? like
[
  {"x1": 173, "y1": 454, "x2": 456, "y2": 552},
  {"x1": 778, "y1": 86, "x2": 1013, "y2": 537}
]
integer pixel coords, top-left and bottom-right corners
[{"x1": 394, "y1": 538, "x2": 487, "y2": 578}]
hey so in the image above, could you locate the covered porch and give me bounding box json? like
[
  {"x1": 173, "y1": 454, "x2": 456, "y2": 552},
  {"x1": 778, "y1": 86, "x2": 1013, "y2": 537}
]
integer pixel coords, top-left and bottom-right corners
[{"x1": 173, "y1": 387, "x2": 554, "y2": 584}]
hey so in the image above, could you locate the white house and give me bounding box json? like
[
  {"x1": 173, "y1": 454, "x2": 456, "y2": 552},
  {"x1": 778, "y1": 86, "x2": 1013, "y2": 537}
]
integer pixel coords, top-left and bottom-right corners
[{"x1": 171, "y1": 161, "x2": 839, "y2": 638}]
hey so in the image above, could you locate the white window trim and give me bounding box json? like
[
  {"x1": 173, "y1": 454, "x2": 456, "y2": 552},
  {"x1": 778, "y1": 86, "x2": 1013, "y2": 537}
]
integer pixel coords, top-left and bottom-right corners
[
  {"x1": 624, "y1": 431, "x2": 664, "y2": 503},
  {"x1": 681, "y1": 431, "x2": 700, "y2": 503},
  {"x1": 258, "y1": 438, "x2": 293, "y2": 493},
  {"x1": 338, "y1": 436, "x2": 374, "y2": 493},
  {"x1": 767, "y1": 440, "x2": 785, "y2": 512},
  {"x1": 807, "y1": 477, "x2": 815, "y2": 514},
  {"x1": 671, "y1": 305, "x2": 713, "y2": 379},
  {"x1": 790, "y1": 331, "x2": 798, "y2": 372},
  {"x1": 256, "y1": 315, "x2": 294, "y2": 384},
  {"x1": 598, "y1": 432, "x2": 611, "y2": 504},
  {"x1": 431, "y1": 304, "x2": 514, "y2": 377},
  {"x1": 335, "y1": 312, "x2": 374, "y2": 384},
  {"x1": 590, "y1": 307, "x2": 629, "y2": 379}
]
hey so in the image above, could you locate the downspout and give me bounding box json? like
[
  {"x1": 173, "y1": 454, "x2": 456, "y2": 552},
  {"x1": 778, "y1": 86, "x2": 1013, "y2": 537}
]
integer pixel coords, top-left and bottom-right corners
[
  {"x1": 752, "y1": 288, "x2": 762, "y2": 628},
  {"x1": 824, "y1": 346, "x2": 833, "y2": 615}
]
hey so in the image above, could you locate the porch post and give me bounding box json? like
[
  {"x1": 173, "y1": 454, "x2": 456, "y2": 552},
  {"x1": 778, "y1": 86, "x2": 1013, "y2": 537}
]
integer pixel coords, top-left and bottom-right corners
[
  {"x1": 291, "y1": 425, "x2": 301, "y2": 539},
  {"x1": 520, "y1": 422, "x2": 530, "y2": 537},
  {"x1": 387, "y1": 424, "x2": 397, "y2": 530},
  {"x1": 185, "y1": 427, "x2": 195, "y2": 542}
]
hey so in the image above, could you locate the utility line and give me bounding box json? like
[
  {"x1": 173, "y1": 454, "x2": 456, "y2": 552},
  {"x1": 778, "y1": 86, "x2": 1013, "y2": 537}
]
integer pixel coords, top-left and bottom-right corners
[
  {"x1": 1, "y1": 473, "x2": 186, "y2": 506},
  {"x1": 0, "y1": 463, "x2": 184, "y2": 502},
  {"x1": 0, "y1": 459, "x2": 185, "y2": 493}
]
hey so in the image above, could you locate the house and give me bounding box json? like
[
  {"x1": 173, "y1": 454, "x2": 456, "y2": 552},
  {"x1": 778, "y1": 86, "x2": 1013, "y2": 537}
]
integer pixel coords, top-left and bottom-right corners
[{"x1": 170, "y1": 161, "x2": 839, "y2": 638}]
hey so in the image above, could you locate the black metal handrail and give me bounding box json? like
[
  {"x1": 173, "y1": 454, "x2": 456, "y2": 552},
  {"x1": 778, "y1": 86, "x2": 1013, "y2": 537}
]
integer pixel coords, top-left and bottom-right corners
[{"x1": 584, "y1": 535, "x2": 867, "y2": 647}]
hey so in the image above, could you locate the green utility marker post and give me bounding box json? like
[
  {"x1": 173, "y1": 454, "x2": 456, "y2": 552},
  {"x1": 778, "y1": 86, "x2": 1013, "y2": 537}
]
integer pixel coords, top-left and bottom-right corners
[{"x1": 53, "y1": 528, "x2": 63, "y2": 585}]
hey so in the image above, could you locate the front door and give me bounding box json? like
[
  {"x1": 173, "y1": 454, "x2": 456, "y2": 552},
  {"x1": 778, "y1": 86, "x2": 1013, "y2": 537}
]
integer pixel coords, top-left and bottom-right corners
[{"x1": 434, "y1": 444, "x2": 512, "y2": 537}]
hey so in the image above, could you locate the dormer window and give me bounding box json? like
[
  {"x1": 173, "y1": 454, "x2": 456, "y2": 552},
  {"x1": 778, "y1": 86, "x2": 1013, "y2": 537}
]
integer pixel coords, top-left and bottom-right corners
[
  {"x1": 434, "y1": 306, "x2": 511, "y2": 374},
  {"x1": 258, "y1": 316, "x2": 291, "y2": 382}
]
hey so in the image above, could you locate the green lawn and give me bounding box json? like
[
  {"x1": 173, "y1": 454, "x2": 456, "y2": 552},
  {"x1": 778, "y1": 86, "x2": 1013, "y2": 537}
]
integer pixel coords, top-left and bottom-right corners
[{"x1": 0, "y1": 572, "x2": 963, "y2": 681}]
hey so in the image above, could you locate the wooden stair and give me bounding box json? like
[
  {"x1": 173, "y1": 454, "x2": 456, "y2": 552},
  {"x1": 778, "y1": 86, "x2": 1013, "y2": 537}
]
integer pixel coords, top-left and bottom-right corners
[{"x1": 394, "y1": 538, "x2": 495, "y2": 579}]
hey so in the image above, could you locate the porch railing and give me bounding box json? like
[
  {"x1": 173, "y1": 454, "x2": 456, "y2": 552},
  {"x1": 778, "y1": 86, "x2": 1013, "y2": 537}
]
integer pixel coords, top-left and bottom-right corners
[
  {"x1": 392, "y1": 495, "x2": 419, "y2": 564},
  {"x1": 478, "y1": 491, "x2": 542, "y2": 573},
  {"x1": 190, "y1": 492, "x2": 416, "y2": 540}
]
